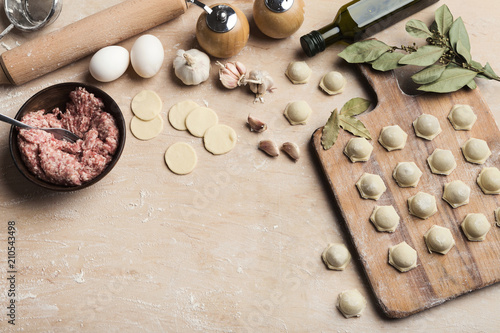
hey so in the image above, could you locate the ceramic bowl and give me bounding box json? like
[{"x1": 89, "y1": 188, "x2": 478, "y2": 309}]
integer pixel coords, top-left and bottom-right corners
[{"x1": 9, "y1": 82, "x2": 126, "y2": 191}]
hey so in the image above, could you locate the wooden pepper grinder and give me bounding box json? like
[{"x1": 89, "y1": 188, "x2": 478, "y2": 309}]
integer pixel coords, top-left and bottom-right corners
[
  {"x1": 253, "y1": 0, "x2": 305, "y2": 39},
  {"x1": 192, "y1": 0, "x2": 250, "y2": 58}
]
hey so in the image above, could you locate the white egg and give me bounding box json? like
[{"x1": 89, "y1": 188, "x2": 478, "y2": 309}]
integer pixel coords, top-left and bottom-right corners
[
  {"x1": 89, "y1": 46, "x2": 129, "y2": 82},
  {"x1": 130, "y1": 34, "x2": 165, "y2": 78}
]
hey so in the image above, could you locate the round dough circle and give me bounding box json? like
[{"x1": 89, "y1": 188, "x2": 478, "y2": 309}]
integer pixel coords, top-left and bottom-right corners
[
  {"x1": 130, "y1": 114, "x2": 164, "y2": 140},
  {"x1": 203, "y1": 124, "x2": 237, "y2": 155},
  {"x1": 370, "y1": 205, "x2": 400, "y2": 232},
  {"x1": 285, "y1": 61, "x2": 312, "y2": 84},
  {"x1": 185, "y1": 107, "x2": 218, "y2": 137},
  {"x1": 448, "y1": 104, "x2": 477, "y2": 130},
  {"x1": 356, "y1": 173, "x2": 387, "y2": 200},
  {"x1": 321, "y1": 243, "x2": 351, "y2": 270},
  {"x1": 344, "y1": 137, "x2": 373, "y2": 163},
  {"x1": 336, "y1": 289, "x2": 366, "y2": 318},
  {"x1": 443, "y1": 180, "x2": 470, "y2": 208},
  {"x1": 477, "y1": 167, "x2": 500, "y2": 194},
  {"x1": 378, "y1": 125, "x2": 407, "y2": 151},
  {"x1": 462, "y1": 138, "x2": 491, "y2": 164},
  {"x1": 389, "y1": 241, "x2": 417, "y2": 272},
  {"x1": 413, "y1": 114, "x2": 441, "y2": 140},
  {"x1": 461, "y1": 213, "x2": 491, "y2": 241},
  {"x1": 408, "y1": 192, "x2": 437, "y2": 219},
  {"x1": 131, "y1": 90, "x2": 163, "y2": 121},
  {"x1": 164, "y1": 142, "x2": 197, "y2": 175},
  {"x1": 427, "y1": 149, "x2": 456, "y2": 175},
  {"x1": 168, "y1": 100, "x2": 199, "y2": 131},
  {"x1": 393, "y1": 162, "x2": 422, "y2": 188},
  {"x1": 284, "y1": 101, "x2": 312, "y2": 125},
  {"x1": 320, "y1": 71, "x2": 346, "y2": 95},
  {"x1": 424, "y1": 225, "x2": 455, "y2": 254}
]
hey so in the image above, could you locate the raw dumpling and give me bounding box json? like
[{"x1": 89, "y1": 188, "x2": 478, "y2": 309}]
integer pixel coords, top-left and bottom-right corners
[
  {"x1": 413, "y1": 114, "x2": 441, "y2": 140},
  {"x1": 442, "y1": 180, "x2": 470, "y2": 208},
  {"x1": 356, "y1": 173, "x2": 387, "y2": 200},
  {"x1": 370, "y1": 205, "x2": 400, "y2": 232},
  {"x1": 319, "y1": 71, "x2": 346, "y2": 95},
  {"x1": 392, "y1": 162, "x2": 422, "y2": 188},
  {"x1": 344, "y1": 137, "x2": 373, "y2": 163},
  {"x1": 336, "y1": 289, "x2": 367, "y2": 318},
  {"x1": 461, "y1": 138, "x2": 491, "y2": 164},
  {"x1": 477, "y1": 167, "x2": 500, "y2": 194},
  {"x1": 424, "y1": 225, "x2": 455, "y2": 254},
  {"x1": 285, "y1": 61, "x2": 312, "y2": 84},
  {"x1": 378, "y1": 125, "x2": 407, "y2": 151},
  {"x1": 284, "y1": 101, "x2": 312, "y2": 125},
  {"x1": 388, "y1": 241, "x2": 417, "y2": 273},
  {"x1": 427, "y1": 149, "x2": 456, "y2": 175},
  {"x1": 461, "y1": 213, "x2": 491, "y2": 241},
  {"x1": 408, "y1": 192, "x2": 437, "y2": 219},
  {"x1": 448, "y1": 104, "x2": 477, "y2": 130},
  {"x1": 321, "y1": 243, "x2": 351, "y2": 270}
]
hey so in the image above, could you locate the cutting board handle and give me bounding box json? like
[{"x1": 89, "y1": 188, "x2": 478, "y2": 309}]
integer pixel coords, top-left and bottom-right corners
[{"x1": 0, "y1": 0, "x2": 188, "y2": 85}]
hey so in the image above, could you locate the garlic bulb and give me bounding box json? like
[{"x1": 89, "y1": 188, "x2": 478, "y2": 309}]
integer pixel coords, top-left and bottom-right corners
[
  {"x1": 247, "y1": 70, "x2": 275, "y2": 103},
  {"x1": 173, "y1": 49, "x2": 210, "y2": 85}
]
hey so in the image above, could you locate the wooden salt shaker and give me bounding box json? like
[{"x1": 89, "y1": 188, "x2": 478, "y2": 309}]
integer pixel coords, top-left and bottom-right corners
[
  {"x1": 253, "y1": 0, "x2": 305, "y2": 39},
  {"x1": 195, "y1": 3, "x2": 250, "y2": 58}
]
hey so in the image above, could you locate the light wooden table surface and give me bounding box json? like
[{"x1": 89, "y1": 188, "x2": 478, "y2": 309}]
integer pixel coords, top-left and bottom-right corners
[{"x1": 0, "y1": 0, "x2": 499, "y2": 331}]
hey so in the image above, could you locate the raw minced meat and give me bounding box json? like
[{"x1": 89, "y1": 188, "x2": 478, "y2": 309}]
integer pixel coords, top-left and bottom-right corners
[{"x1": 17, "y1": 87, "x2": 119, "y2": 186}]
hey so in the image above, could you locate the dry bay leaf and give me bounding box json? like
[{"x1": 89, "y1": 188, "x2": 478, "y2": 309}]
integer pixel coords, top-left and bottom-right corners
[
  {"x1": 338, "y1": 114, "x2": 371, "y2": 140},
  {"x1": 321, "y1": 109, "x2": 340, "y2": 150}
]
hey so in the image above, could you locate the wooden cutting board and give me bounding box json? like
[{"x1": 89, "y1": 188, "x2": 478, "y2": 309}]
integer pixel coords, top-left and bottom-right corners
[{"x1": 312, "y1": 65, "x2": 500, "y2": 319}]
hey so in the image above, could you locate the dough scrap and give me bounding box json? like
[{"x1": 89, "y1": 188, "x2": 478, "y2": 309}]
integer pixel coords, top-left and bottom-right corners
[
  {"x1": 344, "y1": 137, "x2": 373, "y2": 163},
  {"x1": 408, "y1": 192, "x2": 437, "y2": 219},
  {"x1": 203, "y1": 124, "x2": 237, "y2": 155},
  {"x1": 131, "y1": 90, "x2": 163, "y2": 121},
  {"x1": 356, "y1": 173, "x2": 387, "y2": 200},
  {"x1": 448, "y1": 104, "x2": 477, "y2": 130},
  {"x1": 461, "y1": 138, "x2": 491, "y2": 164},
  {"x1": 424, "y1": 225, "x2": 455, "y2": 255},
  {"x1": 336, "y1": 289, "x2": 367, "y2": 318},
  {"x1": 370, "y1": 205, "x2": 400, "y2": 232},
  {"x1": 185, "y1": 107, "x2": 218, "y2": 137},
  {"x1": 168, "y1": 100, "x2": 199, "y2": 131},
  {"x1": 413, "y1": 114, "x2": 441, "y2": 140},
  {"x1": 284, "y1": 101, "x2": 312, "y2": 125},
  {"x1": 389, "y1": 241, "x2": 417, "y2": 273},
  {"x1": 321, "y1": 243, "x2": 351, "y2": 270},
  {"x1": 378, "y1": 125, "x2": 407, "y2": 151},
  {"x1": 461, "y1": 213, "x2": 491, "y2": 241},
  {"x1": 477, "y1": 167, "x2": 500, "y2": 194},
  {"x1": 392, "y1": 162, "x2": 422, "y2": 188},
  {"x1": 130, "y1": 114, "x2": 164, "y2": 140},
  {"x1": 443, "y1": 180, "x2": 470, "y2": 208},
  {"x1": 164, "y1": 142, "x2": 197, "y2": 175},
  {"x1": 285, "y1": 61, "x2": 312, "y2": 84},
  {"x1": 319, "y1": 71, "x2": 346, "y2": 95},
  {"x1": 427, "y1": 149, "x2": 456, "y2": 175}
]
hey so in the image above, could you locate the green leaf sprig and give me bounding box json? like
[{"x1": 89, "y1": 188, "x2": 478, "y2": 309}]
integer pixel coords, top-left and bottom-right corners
[
  {"x1": 321, "y1": 97, "x2": 371, "y2": 150},
  {"x1": 338, "y1": 5, "x2": 500, "y2": 93}
]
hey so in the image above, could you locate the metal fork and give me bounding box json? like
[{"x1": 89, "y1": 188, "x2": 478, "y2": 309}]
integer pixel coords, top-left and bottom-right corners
[{"x1": 1, "y1": 113, "x2": 81, "y2": 143}]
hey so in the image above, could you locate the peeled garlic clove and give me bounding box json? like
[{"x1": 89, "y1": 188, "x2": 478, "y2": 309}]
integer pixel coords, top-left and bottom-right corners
[
  {"x1": 319, "y1": 71, "x2": 346, "y2": 95},
  {"x1": 281, "y1": 142, "x2": 300, "y2": 161},
  {"x1": 258, "y1": 140, "x2": 279, "y2": 157},
  {"x1": 285, "y1": 61, "x2": 312, "y2": 84},
  {"x1": 247, "y1": 115, "x2": 267, "y2": 133}
]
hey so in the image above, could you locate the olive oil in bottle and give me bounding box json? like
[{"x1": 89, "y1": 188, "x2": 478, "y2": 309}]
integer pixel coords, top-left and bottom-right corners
[{"x1": 300, "y1": 0, "x2": 439, "y2": 57}]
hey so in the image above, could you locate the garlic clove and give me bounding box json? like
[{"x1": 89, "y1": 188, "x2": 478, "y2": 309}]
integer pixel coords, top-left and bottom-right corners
[
  {"x1": 281, "y1": 142, "x2": 300, "y2": 161},
  {"x1": 247, "y1": 69, "x2": 275, "y2": 103},
  {"x1": 216, "y1": 61, "x2": 247, "y2": 89},
  {"x1": 247, "y1": 115, "x2": 267, "y2": 133},
  {"x1": 235, "y1": 61, "x2": 247, "y2": 76},
  {"x1": 258, "y1": 140, "x2": 279, "y2": 157}
]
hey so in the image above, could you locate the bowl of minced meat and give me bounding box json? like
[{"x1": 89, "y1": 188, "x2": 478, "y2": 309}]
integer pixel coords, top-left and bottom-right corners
[{"x1": 9, "y1": 83, "x2": 126, "y2": 191}]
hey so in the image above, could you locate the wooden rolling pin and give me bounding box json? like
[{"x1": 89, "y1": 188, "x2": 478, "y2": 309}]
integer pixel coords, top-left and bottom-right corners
[{"x1": 0, "y1": 0, "x2": 188, "y2": 85}]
